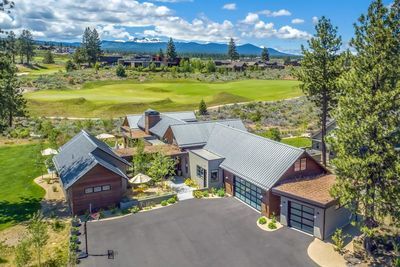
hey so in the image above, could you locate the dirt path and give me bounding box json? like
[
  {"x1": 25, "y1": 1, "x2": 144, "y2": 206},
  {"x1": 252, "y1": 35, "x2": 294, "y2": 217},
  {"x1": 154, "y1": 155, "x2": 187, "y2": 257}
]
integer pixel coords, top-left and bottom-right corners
[{"x1": 33, "y1": 174, "x2": 70, "y2": 218}]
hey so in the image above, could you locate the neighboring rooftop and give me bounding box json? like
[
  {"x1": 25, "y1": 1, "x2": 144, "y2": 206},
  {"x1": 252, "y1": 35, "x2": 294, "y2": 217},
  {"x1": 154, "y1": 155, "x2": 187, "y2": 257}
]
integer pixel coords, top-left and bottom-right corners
[
  {"x1": 170, "y1": 120, "x2": 247, "y2": 148},
  {"x1": 204, "y1": 124, "x2": 304, "y2": 190},
  {"x1": 272, "y1": 174, "x2": 336, "y2": 207},
  {"x1": 125, "y1": 110, "x2": 196, "y2": 130},
  {"x1": 53, "y1": 130, "x2": 130, "y2": 189},
  {"x1": 190, "y1": 149, "x2": 224, "y2": 161},
  {"x1": 115, "y1": 144, "x2": 184, "y2": 157}
]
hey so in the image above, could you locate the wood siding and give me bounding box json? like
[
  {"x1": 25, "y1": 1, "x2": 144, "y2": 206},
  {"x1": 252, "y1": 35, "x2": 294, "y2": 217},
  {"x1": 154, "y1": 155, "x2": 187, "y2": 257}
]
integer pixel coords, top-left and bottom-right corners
[{"x1": 68, "y1": 165, "x2": 126, "y2": 214}]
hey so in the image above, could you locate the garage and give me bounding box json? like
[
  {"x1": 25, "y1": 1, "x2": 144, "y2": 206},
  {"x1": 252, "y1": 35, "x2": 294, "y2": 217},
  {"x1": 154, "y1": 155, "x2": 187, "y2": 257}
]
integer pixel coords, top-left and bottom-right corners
[
  {"x1": 234, "y1": 176, "x2": 262, "y2": 211},
  {"x1": 288, "y1": 201, "x2": 314, "y2": 234}
]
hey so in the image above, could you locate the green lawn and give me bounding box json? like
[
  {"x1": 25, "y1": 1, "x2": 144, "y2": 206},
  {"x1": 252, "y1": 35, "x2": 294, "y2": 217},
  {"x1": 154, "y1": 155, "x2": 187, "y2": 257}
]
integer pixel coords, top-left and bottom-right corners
[
  {"x1": 25, "y1": 79, "x2": 301, "y2": 117},
  {"x1": 0, "y1": 144, "x2": 45, "y2": 231},
  {"x1": 281, "y1": 137, "x2": 312, "y2": 148},
  {"x1": 17, "y1": 63, "x2": 65, "y2": 76}
]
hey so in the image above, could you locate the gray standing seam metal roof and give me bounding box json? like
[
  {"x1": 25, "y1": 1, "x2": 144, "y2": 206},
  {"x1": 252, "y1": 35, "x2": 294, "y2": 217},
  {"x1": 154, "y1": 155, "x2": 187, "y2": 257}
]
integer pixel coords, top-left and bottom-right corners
[
  {"x1": 127, "y1": 111, "x2": 196, "y2": 129},
  {"x1": 204, "y1": 124, "x2": 304, "y2": 190},
  {"x1": 170, "y1": 120, "x2": 247, "y2": 148},
  {"x1": 53, "y1": 130, "x2": 130, "y2": 190},
  {"x1": 149, "y1": 114, "x2": 185, "y2": 138},
  {"x1": 190, "y1": 149, "x2": 224, "y2": 161}
]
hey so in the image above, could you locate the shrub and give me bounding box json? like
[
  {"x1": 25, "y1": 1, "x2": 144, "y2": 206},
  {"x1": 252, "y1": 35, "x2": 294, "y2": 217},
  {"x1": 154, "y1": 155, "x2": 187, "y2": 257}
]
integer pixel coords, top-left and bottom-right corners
[
  {"x1": 270, "y1": 213, "x2": 277, "y2": 224},
  {"x1": 116, "y1": 64, "x2": 126, "y2": 77},
  {"x1": 217, "y1": 188, "x2": 226, "y2": 197},
  {"x1": 210, "y1": 187, "x2": 217, "y2": 196},
  {"x1": 184, "y1": 178, "x2": 198, "y2": 188},
  {"x1": 268, "y1": 221, "x2": 277, "y2": 229},
  {"x1": 129, "y1": 206, "x2": 140, "y2": 214},
  {"x1": 332, "y1": 228, "x2": 349, "y2": 254},
  {"x1": 51, "y1": 219, "x2": 65, "y2": 232},
  {"x1": 14, "y1": 239, "x2": 31, "y2": 267},
  {"x1": 161, "y1": 200, "x2": 168, "y2": 206},
  {"x1": 258, "y1": 217, "x2": 267, "y2": 225},
  {"x1": 193, "y1": 190, "x2": 203, "y2": 198},
  {"x1": 167, "y1": 197, "x2": 176, "y2": 204},
  {"x1": 203, "y1": 191, "x2": 209, "y2": 197}
]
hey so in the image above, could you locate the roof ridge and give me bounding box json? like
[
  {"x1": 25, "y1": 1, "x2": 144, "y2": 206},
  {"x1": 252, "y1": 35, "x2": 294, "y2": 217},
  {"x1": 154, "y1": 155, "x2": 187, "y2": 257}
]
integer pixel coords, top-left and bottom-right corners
[
  {"x1": 171, "y1": 119, "x2": 242, "y2": 127},
  {"x1": 214, "y1": 123, "x2": 304, "y2": 152}
]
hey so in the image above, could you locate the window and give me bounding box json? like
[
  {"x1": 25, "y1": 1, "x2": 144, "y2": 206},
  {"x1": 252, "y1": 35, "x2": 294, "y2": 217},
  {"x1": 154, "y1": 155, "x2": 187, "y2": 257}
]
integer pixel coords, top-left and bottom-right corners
[
  {"x1": 196, "y1": 165, "x2": 205, "y2": 177},
  {"x1": 84, "y1": 185, "x2": 111, "y2": 194},
  {"x1": 211, "y1": 170, "x2": 218, "y2": 181},
  {"x1": 300, "y1": 158, "x2": 307, "y2": 170},
  {"x1": 94, "y1": 186, "x2": 102, "y2": 192},
  {"x1": 294, "y1": 160, "x2": 301, "y2": 171},
  {"x1": 294, "y1": 158, "x2": 307, "y2": 171},
  {"x1": 102, "y1": 185, "x2": 111, "y2": 191},
  {"x1": 84, "y1": 187, "x2": 93, "y2": 194}
]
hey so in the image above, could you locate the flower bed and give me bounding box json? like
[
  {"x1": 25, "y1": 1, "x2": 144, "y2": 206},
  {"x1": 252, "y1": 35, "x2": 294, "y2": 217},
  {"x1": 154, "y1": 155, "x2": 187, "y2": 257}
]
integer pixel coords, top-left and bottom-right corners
[
  {"x1": 192, "y1": 187, "x2": 226, "y2": 199},
  {"x1": 256, "y1": 216, "x2": 283, "y2": 232}
]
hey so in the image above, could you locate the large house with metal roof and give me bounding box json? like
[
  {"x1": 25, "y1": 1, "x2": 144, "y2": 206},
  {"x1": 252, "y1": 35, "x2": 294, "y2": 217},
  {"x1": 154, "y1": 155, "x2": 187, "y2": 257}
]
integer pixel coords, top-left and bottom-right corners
[
  {"x1": 55, "y1": 109, "x2": 350, "y2": 239},
  {"x1": 187, "y1": 124, "x2": 351, "y2": 239},
  {"x1": 53, "y1": 130, "x2": 131, "y2": 214}
]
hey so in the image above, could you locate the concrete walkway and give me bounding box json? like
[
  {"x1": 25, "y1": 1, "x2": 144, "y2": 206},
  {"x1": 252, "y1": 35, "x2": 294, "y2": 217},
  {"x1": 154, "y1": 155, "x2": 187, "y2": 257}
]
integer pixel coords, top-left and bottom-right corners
[{"x1": 167, "y1": 177, "x2": 195, "y2": 201}]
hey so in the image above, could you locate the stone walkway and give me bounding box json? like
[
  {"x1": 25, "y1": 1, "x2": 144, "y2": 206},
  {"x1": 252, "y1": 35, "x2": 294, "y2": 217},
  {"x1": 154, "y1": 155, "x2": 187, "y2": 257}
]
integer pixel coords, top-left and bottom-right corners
[{"x1": 167, "y1": 177, "x2": 195, "y2": 201}]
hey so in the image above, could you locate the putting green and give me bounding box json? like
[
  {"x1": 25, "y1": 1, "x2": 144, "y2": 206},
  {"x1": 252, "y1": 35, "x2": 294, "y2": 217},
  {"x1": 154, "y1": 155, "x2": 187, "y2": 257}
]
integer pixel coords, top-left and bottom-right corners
[{"x1": 25, "y1": 79, "x2": 302, "y2": 117}]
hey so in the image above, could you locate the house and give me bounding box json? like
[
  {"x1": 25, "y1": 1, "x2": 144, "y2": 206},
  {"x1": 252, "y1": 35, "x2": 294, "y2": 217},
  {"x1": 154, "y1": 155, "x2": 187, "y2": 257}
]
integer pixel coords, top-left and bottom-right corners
[
  {"x1": 53, "y1": 130, "x2": 131, "y2": 215},
  {"x1": 99, "y1": 55, "x2": 123, "y2": 65},
  {"x1": 309, "y1": 120, "x2": 337, "y2": 162},
  {"x1": 120, "y1": 109, "x2": 247, "y2": 177},
  {"x1": 187, "y1": 124, "x2": 351, "y2": 240}
]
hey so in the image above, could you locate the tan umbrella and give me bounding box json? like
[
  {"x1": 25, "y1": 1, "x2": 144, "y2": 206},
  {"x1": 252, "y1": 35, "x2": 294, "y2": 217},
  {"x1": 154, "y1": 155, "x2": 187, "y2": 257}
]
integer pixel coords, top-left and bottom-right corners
[
  {"x1": 96, "y1": 133, "x2": 115, "y2": 139},
  {"x1": 129, "y1": 173, "x2": 152, "y2": 184},
  {"x1": 41, "y1": 148, "x2": 58, "y2": 156}
]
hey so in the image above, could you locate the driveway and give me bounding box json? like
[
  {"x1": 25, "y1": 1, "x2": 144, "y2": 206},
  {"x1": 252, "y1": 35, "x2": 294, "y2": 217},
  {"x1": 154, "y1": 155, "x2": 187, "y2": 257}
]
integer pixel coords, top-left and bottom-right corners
[{"x1": 80, "y1": 198, "x2": 317, "y2": 267}]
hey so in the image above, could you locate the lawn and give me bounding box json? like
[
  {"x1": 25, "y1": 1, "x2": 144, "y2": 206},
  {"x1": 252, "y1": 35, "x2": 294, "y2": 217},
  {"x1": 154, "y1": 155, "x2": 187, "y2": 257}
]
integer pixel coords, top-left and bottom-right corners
[
  {"x1": 281, "y1": 137, "x2": 312, "y2": 148},
  {"x1": 0, "y1": 144, "x2": 45, "y2": 231},
  {"x1": 17, "y1": 63, "x2": 65, "y2": 76},
  {"x1": 25, "y1": 79, "x2": 302, "y2": 117}
]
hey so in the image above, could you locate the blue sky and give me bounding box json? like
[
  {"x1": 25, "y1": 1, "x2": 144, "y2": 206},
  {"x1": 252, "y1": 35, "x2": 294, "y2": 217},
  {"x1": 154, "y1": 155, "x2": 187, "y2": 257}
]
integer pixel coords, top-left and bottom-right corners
[{"x1": 0, "y1": 0, "x2": 393, "y2": 53}]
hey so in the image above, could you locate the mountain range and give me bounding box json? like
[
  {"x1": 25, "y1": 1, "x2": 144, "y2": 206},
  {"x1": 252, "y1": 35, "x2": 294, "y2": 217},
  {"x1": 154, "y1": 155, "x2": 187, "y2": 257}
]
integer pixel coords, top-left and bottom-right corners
[{"x1": 37, "y1": 40, "x2": 296, "y2": 57}]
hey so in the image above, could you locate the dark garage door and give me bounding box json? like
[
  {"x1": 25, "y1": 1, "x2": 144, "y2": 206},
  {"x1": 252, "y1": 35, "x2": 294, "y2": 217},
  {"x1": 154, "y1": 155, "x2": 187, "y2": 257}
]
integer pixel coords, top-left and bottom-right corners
[
  {"x1": 234, "y1": 176, "x2": 262, "y2": 211},
  {"x1": 289, "y1": 201, "x2": 314, "y2": 234}
]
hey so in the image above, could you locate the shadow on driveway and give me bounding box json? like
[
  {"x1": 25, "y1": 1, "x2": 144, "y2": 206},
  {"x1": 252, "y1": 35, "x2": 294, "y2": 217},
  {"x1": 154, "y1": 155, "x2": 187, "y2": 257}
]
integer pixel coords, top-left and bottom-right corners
[{"x1": 80, "y1": 198, "x2": 316, "y2": 267}]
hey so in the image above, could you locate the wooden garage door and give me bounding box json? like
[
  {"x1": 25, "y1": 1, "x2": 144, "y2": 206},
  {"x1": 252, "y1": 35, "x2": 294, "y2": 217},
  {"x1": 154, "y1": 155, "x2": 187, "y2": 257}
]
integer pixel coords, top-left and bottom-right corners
[{"x1": 289, "y1": 201, "x2": 314, "y2": 234}]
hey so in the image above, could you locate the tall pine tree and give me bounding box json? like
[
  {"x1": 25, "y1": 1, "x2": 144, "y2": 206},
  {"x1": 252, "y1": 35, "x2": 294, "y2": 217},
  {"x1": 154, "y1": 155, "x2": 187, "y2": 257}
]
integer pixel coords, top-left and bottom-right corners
[
  {"x1": 166, "y1": 38, "x2": 177, "y2": 60},
  {"x1": 294, "y1": 16, "x2": 343, "y2": 166},
  {"x1": 330, "y1": 0, "x2": 400, "y2": 235},
  {"x1": 227, "y1": 38, "x2": 239, "y2": 60},
  {"x1": 261, "y1": 47, "x2": 269, "y2": 62}
]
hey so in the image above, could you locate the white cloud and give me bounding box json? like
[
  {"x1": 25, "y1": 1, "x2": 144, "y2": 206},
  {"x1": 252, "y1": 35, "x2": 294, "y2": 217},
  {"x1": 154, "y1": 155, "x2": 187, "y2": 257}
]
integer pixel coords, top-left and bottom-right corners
[
  {"x1": 312, "y1": 16, "x2": 319, "y2": 24},
  {"x1": 276, "y1": 26, "x2": 311, "y2": 39},
  {"x1": 291, "y1": 18, "x2": 304, "y2": 24},
  {"x1": 151, "y1": 0, "x2": 193, "y2": 2},
  {"x1": 242, "y1": 12, "x2": 259, "y2": 24},
  {"x1": 222, "y1": 3, "x2": 236, "y2": 10},
  {"x1": 1, "y1": 0, "x2": 236, "y2": 43},
  {"x1": 259, "y1": 9, "x2": 291, "y2": 17}
]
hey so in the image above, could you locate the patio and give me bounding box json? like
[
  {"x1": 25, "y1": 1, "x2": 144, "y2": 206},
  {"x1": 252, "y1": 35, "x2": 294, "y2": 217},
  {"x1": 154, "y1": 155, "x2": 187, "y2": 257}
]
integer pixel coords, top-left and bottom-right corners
[{"x1": 167, "y1": 177, "x2": 195, "y2": 201}]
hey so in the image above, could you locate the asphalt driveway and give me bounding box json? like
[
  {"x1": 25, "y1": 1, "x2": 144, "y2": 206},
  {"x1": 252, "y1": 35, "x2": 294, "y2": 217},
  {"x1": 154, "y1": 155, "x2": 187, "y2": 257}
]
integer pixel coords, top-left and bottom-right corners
[{"x1": 80, "y1": 198, "x2": 317, "y2": 267}]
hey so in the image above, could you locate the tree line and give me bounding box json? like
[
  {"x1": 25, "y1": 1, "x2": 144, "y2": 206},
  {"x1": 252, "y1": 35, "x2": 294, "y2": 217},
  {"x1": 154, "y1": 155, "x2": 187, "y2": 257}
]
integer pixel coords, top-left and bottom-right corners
[{"x1": 295, "y1": 0, "x2": 399, "y2": 252}]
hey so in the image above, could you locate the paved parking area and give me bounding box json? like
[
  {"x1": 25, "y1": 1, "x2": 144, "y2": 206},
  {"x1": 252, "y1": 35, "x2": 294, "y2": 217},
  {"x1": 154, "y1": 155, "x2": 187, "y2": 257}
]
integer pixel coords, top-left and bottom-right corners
[{"x1": 80, "y1": 198, "x2": 316, "y2": 267}]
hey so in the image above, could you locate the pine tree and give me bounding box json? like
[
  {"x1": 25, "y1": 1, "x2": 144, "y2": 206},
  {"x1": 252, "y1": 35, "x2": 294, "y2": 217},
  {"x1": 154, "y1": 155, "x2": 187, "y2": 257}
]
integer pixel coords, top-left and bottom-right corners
[
  {"x1": 89, "y1": 29, "x2": 102, "y2": 64},
  {"x1": 261, "y1": 47, "x2": 269, "y2": 62},
  {"x1": 166, "y1": 38, "x2": 177, "y2": 60},
  {"x1": 42, "y1": 50, "x2": 54, "y2": 64},
  {"x1": 227, "y1": 38, "x2": 239, "y2": 60},
  {"x1": 0, "y1": 55, "x2": 25, "y2": 127},
  {"x1": 198, "y1": 99, "x2": 208, "y2": 115},
  {"x1": 6, "y1": 31, "x2": 16, "y2": 63},
  {"x1": 330, "y1": 0, "x2": 400, "y2": 237},
  {"x1": 19, "y1": 30, "x2": 34, "y2": 64},
  {"x1": 294, "y1": 16, "x2": 343, "y2": 166}
]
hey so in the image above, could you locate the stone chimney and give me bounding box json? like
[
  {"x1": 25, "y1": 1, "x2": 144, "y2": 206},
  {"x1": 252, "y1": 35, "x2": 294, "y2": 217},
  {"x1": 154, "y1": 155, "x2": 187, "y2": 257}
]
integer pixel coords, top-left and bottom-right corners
[{"x1": 144, "y1": 109, "x2": 160, "y2": 134}]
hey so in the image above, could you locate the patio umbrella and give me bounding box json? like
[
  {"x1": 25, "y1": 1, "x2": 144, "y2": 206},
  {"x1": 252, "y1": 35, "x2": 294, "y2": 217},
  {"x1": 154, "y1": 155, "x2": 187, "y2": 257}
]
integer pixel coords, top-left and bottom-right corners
[
  {"x1": 41, "y1": 148, "x2": 58, "y2": 156},
  {"x1": 96, "y1": 133, "x2": 115, "y2": 139},
  {"x1": 129, "y1": 173, "x2": 152, "y2": 184}
]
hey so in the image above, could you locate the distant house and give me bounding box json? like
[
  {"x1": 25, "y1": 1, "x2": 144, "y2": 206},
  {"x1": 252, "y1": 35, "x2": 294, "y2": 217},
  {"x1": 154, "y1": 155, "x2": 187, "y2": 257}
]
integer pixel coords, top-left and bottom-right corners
[
  {"x1": 264, "y1": 61, "x2": 285, "y2": 69},
  {"x1": 214, "y1": 60, "x2": 231, "y2": 66},
  {"x1": 53, "y1": 130, "x2": 131, "y2": 214},
  {"x1": 99, "y1": 55, "x2": 123, "y2": 65}
]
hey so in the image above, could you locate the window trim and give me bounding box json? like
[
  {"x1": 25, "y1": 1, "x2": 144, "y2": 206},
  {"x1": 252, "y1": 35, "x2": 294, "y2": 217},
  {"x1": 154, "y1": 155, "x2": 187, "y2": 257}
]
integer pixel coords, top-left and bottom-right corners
[
  {"x1": 210, "y1": 170, "x2": 218, "y2": 181},
  {"x1": 294, "y1": 160, "x2": 301, "y2": 171},
  {"x1": 84, "y1": 184, "x2": 112, "y2": 194}
]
